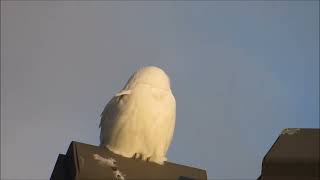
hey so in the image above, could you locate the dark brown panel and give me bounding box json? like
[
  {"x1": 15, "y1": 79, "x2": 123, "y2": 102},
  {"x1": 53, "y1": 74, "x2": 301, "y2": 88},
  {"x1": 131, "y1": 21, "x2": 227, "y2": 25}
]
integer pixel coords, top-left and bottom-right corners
[
  {"x1": 258, "y1": 128, "x2": 320, "y2": 180},
  {"x1": 51, "y1": 141, "x2": 207, "y2": 180}
]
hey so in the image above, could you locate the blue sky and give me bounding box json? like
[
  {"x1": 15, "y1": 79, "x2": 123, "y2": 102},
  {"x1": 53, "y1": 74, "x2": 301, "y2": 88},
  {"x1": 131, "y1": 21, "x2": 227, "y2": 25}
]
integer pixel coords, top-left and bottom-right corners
[{"x1": 1, "y1": 1, "x2": 319, "y2": 179}]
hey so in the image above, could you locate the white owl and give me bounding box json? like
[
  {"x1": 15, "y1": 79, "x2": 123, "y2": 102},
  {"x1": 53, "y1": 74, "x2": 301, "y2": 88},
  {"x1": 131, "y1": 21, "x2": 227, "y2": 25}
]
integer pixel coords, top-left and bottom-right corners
[{"x1": 99, "y1": 66, "x2": 176, "y2": 165}]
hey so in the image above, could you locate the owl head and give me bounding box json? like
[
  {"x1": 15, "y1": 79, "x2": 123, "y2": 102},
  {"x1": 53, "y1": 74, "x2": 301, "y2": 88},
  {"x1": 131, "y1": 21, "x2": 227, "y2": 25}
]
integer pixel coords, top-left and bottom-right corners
[{"x1": 123, "y1": 66, "x2": 171, "y2": 90}]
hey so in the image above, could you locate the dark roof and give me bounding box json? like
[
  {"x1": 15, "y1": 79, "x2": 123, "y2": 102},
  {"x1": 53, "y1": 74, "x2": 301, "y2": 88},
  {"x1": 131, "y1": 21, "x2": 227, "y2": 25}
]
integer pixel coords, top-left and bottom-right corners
[{"x1": 51, "y1": 141, "x2": 207, "y2": 180}]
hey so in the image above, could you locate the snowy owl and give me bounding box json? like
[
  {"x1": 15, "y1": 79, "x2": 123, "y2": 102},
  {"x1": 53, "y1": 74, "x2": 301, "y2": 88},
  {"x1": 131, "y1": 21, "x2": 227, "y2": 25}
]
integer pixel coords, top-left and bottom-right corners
[{"x1": 99, "y1": 66, "x2": 176, "y2": 165}]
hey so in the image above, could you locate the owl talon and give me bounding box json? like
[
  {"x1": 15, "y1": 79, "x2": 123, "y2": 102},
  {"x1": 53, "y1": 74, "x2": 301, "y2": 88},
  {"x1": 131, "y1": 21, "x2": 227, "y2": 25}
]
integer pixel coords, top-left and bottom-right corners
[
  {"x1": 132, "y1": 153, "x2": 137, "y2": 159},
  {"x1": 132, "y1": 153, "x2": 142, "y2": 159}
]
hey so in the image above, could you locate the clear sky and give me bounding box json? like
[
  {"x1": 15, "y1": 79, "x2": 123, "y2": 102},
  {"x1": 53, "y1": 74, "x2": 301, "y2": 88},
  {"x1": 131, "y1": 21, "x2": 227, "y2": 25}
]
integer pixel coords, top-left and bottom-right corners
[{"x1": 1, "y1": 1, "x2": 319, "y2": 179}]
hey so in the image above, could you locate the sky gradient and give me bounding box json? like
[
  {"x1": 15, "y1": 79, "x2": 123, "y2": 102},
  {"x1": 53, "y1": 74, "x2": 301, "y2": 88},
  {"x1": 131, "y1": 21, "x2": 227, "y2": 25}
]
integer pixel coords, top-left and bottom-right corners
[{"x1": 1, "y1": 1, "x2": 319, "y2": 179}]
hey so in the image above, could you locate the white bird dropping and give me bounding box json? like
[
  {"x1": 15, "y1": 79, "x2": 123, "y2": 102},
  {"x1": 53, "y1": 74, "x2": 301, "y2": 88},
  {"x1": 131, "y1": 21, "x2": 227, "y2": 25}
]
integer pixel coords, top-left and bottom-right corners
[{"x1": 99, "y1": 66, "x2": 176, "y2": 165}]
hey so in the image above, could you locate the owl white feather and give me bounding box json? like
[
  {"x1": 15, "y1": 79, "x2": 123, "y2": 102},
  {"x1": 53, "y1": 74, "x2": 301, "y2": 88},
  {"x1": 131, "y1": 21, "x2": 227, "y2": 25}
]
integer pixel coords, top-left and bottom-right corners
[{"x1": 99, "y1": 66, "x2": 176, "y2": 165}]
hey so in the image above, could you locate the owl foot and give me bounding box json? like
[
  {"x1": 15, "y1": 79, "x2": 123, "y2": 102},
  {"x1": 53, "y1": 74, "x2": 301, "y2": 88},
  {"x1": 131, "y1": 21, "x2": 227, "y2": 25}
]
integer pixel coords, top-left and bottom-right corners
[{"x1": 132, "y1": 153, "x2": 142, "y2": 160}]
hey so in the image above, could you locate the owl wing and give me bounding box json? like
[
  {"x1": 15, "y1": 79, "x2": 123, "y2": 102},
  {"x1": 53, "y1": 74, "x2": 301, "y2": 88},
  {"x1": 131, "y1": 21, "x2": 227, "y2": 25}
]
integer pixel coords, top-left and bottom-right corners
[
  {"x1": 164, "y1": 94, "x2": 176, "y2": 154},
  {"x1": 99, "y1": 90, "x2": 131, "y2": 145}
]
